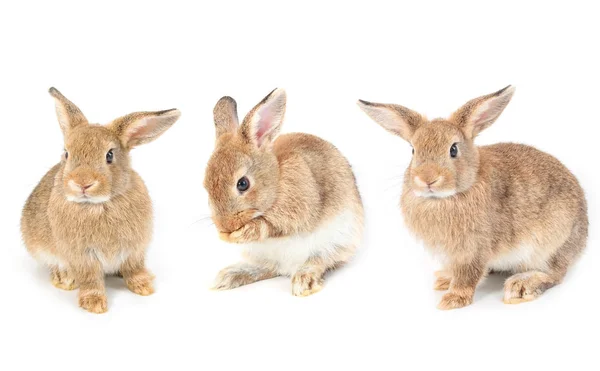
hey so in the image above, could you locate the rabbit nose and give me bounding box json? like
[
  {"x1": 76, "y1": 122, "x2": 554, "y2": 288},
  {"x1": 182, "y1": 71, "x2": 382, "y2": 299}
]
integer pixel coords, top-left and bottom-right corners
[
  {"x1": 414, "y1": 176, "x2": 442, "y2": 188},
  {"x1": 68, "y1": 180, "x2": 96, "y2": 192},
  {"x1": 427, "y1": 178, "x2": 440, "y2": 186}
]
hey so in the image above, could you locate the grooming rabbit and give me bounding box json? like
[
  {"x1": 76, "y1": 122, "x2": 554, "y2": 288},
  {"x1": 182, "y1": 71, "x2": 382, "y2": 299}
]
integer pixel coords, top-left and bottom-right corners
[{"x1": 205, "y1": 89, "x2": 364, "y2": 296}]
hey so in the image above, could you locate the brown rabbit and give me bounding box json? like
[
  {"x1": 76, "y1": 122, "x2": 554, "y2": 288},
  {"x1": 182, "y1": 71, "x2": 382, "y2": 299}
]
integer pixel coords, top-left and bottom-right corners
[
  {"x1": 204, "y1": 88, "x2": 364, "y2": 296},
  {"x1": 21, "y1": 88, "x2": 180, "y2": 313},
  {"x1": 358, "y1": 86, "x2": 588, "y2": 309}
]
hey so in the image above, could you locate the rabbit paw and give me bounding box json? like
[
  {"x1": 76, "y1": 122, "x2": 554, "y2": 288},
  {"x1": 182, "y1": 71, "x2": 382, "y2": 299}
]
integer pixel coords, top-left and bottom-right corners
[
  {"x1": 503, "y1": 272, "x2": 554, "y2": 304},
  {"x1": 220, "y1": 220, "x2": 266, "y2": 244},
  {"x1": 438, "y1": 292, "x2": 472, "y2": 310},
  {"x1": 213, "y1": 266, "x2": 253, "y2": 290},
  {"x1": 125, "y1": 271, "x2": 155, "y2": 296},
  {"x1": 212, "y1": 263, "x2": 277, "y2": 291},
  {"x1": 50, "y1": 268, "x2": 78, "y2": 291},
  {"x1": 433, "y1": 270, "x2": 452, "y2": 291},
  {"x1": 291, "y1": 271, "x2": 324, "y2": 297},
  {"x1": 79, "y1": 293, "x2": 108, "y2": 314}
]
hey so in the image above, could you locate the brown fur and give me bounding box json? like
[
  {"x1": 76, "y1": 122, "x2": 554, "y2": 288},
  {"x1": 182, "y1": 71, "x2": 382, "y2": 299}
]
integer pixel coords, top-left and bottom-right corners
[
  {"x1": 358, "y1": 86, "x2": 588, "y2": 309},
  {"x1": 21, "y1": 88, "x2": 180, "y2": 313},
  {"x1": 205, "y1": 89, "x2": 364, "y2": 296}
]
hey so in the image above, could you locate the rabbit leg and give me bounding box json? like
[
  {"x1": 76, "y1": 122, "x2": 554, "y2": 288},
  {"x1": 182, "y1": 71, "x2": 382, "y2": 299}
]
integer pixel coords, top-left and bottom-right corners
[
  {"x1": 433, "y1": 270, "x2": 452, "y2": 291},
  {"x1": 213, "y1": 262, "x2": 278, "y2": 290},
  {"x1": 291, "y1": 257, "x2": 328, "y2": 297},
  {"x1": 72, "y1": 260, "x2": 107, "y2": 314},
  {"x1": 50, "y1": 266, "x2": 78, "y2": 291},
  {"x1": 438, "y1": 260, "x2": 486, "y2": 310},
  {"x1": 120, "y1": 254, "x2": 155, "y2": 296},
  {"x1": 504, "y1": 216, "x2": 587, "y2": 304}
]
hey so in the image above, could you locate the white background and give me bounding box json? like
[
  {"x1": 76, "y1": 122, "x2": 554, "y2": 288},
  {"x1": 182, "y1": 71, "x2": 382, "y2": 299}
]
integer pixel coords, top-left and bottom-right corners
[{"x1": 1, "y1": 1, "x2": 598, "y2": 370}]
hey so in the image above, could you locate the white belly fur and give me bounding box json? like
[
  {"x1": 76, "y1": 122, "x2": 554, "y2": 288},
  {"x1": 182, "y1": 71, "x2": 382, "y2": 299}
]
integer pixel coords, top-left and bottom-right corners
[
  {"x1": 242, "y1": 207, "x2": 362, "y2": 276},
  {"x1": 487, "y1": 244, "x2": 550, "y2": 272},
  {"x1": 34, "y1": 250, "x2": 67, "y2": 269},
  {"x1": 34, "y1": 249, "x2": 129, "y2": 274},
  {"x1": 90, "y1": 249, "x2": 130, "y2": 274}
]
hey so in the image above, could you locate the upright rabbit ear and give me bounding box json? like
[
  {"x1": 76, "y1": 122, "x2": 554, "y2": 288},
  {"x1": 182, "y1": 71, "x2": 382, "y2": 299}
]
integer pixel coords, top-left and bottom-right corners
[
  {"x1": 450, "y1": 85, "x2": 516, "y2": 139},
  {"x1": 213, "y1": 96, "x2": 239, "y2": 139},
  {"x1": 357, "y1": 100, "x2": 423, "y2": 142},
  {"x1": 48, "y1": 87, "x2": 88, "y2": 135},
  {"x1": 240, "y1": 88, "x2": 286, "y2": 148},
  {"x1": 108, "y1": 109, "x2": 181, "y2": 149}
]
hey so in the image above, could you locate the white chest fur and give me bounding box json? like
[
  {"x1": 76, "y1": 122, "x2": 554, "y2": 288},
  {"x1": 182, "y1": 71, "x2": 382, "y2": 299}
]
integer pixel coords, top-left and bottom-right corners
[{"x1": 242, "y1": 208, "x2": 362, "y2": 276}]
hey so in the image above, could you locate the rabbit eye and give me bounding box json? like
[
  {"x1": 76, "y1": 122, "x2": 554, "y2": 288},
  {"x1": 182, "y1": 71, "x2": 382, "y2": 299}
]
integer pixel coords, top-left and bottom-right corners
[
  {"x1": 64, "y1": 150, "x2": 68, "y2": 160},
  {"x1": 106, "y1": 149, "x2": 114, "y2": 164},
  {"x1": 236, "y1": 176, "x2": 250, "y2": 193},
  {"x1": 412, "y1": 148, "x2": 414, "y2": 155},
  {"x1": 450, "y1": 143, "x2": 458, "y2": 158}
]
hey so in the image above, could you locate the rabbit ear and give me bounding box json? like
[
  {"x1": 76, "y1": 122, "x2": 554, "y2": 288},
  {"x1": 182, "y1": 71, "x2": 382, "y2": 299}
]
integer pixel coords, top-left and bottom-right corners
[
  {"x1": 451, "y1": 85, "x2": 515, "y2": 138},
  {"x1": 213, "y1": 96, "x2": 239, "y2": 139},
  {"x1": 48, "y1": 87, "x2": 88, "y2": 135},
  {"x1": 240, "y1": 88, "x2": 286, "y2": 148},
  {"x1": 108, "y1": 109, "x2": 181, "y2": 149},
  {"x1": 357, "y1": 100, "x2": 423, "y2": 142}
]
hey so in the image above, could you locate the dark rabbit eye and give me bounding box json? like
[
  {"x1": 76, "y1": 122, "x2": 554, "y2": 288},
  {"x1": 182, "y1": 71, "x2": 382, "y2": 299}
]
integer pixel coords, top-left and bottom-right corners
[
  {"x1": 64, "y1": 150, "x2": 68, "y2": 160},
  {"x1": 450, "y1": 143, "x2": 458, "y2": 158},
  {"x1": 412, "y1": 148, "x2": 414, "y2": 155},
  {"x1": 236, "y1": 176, "x2": 250, "y2": 192},
  {"x1": 106, "y1": 149, "x2": 114, "y2": 164}
]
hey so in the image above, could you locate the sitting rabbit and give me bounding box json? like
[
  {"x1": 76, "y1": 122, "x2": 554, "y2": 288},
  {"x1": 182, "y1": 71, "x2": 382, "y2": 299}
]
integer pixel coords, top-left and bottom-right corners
[
  {"x1": 21, "y1": 88, "x2": 180, "y2": 313},
  {"x1": 358, "y1": 86, "x2": 587, "y2": 309}
]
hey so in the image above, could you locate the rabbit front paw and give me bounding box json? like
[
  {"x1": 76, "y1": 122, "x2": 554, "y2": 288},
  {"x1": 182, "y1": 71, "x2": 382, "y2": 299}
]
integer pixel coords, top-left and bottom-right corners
[
  {"x1": 438, "y1": 292, "x2": 472, "y2": 310},
  {"x1": 79, "y1": 292, "x2": 108, "y2": 314},
  {"x1": 220, "y1": 220, "x2": 267, "y2": 244},
  {"x1": 125, "y1": 270, "x2": 155, "y2": 296}
]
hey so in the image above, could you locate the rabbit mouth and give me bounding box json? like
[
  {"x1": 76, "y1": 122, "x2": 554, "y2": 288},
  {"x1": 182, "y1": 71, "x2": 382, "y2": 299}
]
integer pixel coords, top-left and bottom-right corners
[
  {"x1": 413, "y1": 188, "x2": 457, "y2": 199},
  {"x1": 66, "y1": 194, "x2": 111, "y2": 204}
]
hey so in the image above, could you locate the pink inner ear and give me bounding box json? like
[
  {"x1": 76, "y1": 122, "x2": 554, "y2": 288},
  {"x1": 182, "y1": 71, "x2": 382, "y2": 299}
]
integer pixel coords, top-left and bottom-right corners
[
  {"x1": 126, "y1": 119, "x2": 153, "y2": 144},
  {"x1": 256, "y1": 119, "x2": 270, "y2": 139},
  {"x1": 130, "y1": 125, "x2": 148, "y2": 139},
  {"x1": 129, "y1": 125, "x2": 148, "y2": 141},
  {"x1": 476, "y1": 111, "x2": 489, "y2": 124},
  {"x1": 255, "y1": 111, "x2": 274, "y2": 145}
]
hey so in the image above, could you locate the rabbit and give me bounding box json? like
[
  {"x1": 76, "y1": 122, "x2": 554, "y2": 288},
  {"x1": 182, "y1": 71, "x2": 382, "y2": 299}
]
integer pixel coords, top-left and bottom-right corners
[
  {"x1": 21, "y1": 87, "x2": 180, "y2": 313},
  {"x1": 204, "y1": 88, "x2": 364, "y2": 296},
  {"x1": 358, "y1": 85, "x2": 588, "y2": 309}
]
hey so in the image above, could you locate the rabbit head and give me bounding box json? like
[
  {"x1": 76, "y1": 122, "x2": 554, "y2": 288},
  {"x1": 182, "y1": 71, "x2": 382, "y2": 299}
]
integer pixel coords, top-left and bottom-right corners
[
  {"x1": 358, "y1": 85, "x2": 515, "y2": 198},
  {"x1": 49, "y1": 87, "x2": 180, "y2": 204},
  {"x1": 204, "y1": 88, "x2": 286, "y2": 233}
]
